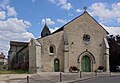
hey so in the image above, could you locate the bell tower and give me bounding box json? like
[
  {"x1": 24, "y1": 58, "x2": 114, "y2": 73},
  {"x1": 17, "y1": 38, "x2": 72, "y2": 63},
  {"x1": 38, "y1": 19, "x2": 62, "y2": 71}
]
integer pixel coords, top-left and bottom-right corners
[{"x1": 41, "y1": 23, "x2": 51, "y2": 37}]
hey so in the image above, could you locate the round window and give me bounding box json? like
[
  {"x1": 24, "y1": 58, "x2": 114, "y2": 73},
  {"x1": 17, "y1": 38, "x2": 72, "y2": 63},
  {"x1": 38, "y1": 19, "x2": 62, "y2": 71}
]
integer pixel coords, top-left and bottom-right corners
[{"x1": 83, "y1": 34, "x2": 90, "y2": 42}]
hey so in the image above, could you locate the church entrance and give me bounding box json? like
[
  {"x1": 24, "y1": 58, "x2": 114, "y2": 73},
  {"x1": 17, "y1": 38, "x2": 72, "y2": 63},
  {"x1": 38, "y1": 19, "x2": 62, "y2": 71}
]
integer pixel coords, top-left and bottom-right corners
[
  {"x1": 54, "y1": 58, "x2": 60, "y2": 72},
  {"x1": 81, "y1": 55, "x2": 91, "y2": 72}
]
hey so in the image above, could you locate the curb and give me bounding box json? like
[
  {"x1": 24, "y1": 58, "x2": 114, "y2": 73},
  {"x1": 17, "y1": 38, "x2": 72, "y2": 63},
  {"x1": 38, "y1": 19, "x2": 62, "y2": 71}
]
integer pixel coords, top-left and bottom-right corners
[
  {"x1": 68, "y1": 77, "x2": 93, "y2": 83},
  {"x1": 60, "y1": 74, "x2": 120, "y2": 83}
]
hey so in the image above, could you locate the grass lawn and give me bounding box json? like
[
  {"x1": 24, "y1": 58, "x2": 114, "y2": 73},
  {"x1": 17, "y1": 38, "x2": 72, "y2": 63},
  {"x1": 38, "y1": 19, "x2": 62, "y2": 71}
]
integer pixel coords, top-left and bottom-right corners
[{"x1": 0, "y1": 70, "x2": 29, "y2": 74}]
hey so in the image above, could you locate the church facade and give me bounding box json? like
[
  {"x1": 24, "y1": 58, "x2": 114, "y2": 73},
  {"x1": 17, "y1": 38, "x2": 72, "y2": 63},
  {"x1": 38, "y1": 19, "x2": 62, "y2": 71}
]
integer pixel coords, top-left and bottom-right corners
[
  {"x1": 29, "y1": 11, "x2": 110, "y2": 73},
  {"x1": 8, "y1": 10, "x2": 110, "y2": 73}
]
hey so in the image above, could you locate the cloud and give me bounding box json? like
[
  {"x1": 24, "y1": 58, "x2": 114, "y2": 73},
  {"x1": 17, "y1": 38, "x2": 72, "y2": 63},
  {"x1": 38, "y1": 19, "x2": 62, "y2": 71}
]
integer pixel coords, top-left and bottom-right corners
[
  {"x1": 100, "y1": 23, "x2": 120, "y2": 35},
  {"x1": 0, "y1": 31, "x2": 34, "y2": 56},
  {"x1": 0, "y1": 18, "x2": 34, "y2": 56},
  {"x1": 76, "y1": 9, "x2": 82, "y2": 13},
  {"x1": 0, "y1": 11, "x2": 6, "y2": 20},
  {"x1": 68, "y1": 12, "x2": 73, "y2": 16},
  {"x1": 60, "y1": 2, "x2": 72, "y2": 11},
  {"x1": 48, "y1": 0, "x2": 72, "y2": 11},
  {"x1": 117, "y1": 18, "x2": 120, "y2": 23},
  {"x1": 89, "y1": 2, "x2": 120, "y2": 23},
  {"x1": 0, "y1": 18, "x2": 31, "y2": 33},
  {"x1": 6, "y1": 6, "x2": 17, "y2": 17},
  {"x1": 24, "y1": 20, "x2": 31, "y2": 26},
  {"x1": 57, "y1": 19, "x2": 68, "y2": 24},
  {"x1": 49, "y1": 27, "x2": 59, "y2": 33},
  {"x1": 0, "y1": 4, "x2": 35, "y2": 56},
  {"x1": 0, "y1": 17, "x2": 34, "y2": 56},
  {"x1": 0, "y1": 0, "x2": 9, "y2": 9},
  {"x1": 41, "y1": 18, "x2": 55, "y2": 25}
]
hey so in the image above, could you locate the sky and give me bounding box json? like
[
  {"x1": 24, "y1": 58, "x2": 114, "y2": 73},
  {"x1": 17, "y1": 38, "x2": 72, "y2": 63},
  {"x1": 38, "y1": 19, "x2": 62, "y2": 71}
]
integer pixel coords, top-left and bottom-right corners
[{"x1": 0, "y1": 0, "x2": 120, "y2": 56}]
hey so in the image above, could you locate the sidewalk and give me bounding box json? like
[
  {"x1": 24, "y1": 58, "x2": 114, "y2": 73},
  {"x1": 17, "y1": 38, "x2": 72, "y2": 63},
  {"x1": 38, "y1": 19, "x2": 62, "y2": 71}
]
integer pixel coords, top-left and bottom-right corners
[
  {"x1": 0, "y1": 72, "x2": 120, "y2": 83},
  {"x1": 0, "y1": 74, "x2": 33, "y2": 83}
]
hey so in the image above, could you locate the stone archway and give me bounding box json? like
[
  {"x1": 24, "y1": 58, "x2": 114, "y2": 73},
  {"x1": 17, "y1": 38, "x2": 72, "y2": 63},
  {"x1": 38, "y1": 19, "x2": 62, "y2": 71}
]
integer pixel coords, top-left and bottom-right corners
[{"x1": 78, "y1": 51, "x2": 95, "y2": 72}]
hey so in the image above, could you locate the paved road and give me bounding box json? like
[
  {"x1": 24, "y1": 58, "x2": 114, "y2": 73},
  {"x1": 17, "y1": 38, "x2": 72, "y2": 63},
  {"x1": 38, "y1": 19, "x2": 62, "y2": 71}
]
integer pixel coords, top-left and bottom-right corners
[
  {"x1": 0, "y1": 73, "x2": 119, "y2": 83},
  {"x1": 74, "y1": 76, "x2": 120, "y2": 83}
]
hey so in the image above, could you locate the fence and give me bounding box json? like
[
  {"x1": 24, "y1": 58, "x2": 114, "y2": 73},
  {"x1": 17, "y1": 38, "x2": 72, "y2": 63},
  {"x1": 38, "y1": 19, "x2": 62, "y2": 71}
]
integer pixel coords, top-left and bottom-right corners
[{"x1": 0, "y1": 71, "x2": 112, "y2": 83}]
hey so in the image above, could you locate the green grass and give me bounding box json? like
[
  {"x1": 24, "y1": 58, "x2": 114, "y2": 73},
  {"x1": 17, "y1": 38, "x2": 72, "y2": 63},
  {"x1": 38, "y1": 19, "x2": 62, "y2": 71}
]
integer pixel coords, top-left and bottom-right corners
[{"x1": 0, "y1": 70, "x2": 29, "y2": 74}]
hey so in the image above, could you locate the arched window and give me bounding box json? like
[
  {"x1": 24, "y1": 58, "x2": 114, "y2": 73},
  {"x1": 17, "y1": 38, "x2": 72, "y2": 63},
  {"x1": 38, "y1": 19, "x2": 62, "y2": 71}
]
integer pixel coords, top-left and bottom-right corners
[
  {"x1": 49, "y1": 45, "x2": 56, "y2": 53},
  {"x1": 50, "y1": 46, "x2": 54, "y2": 53}
]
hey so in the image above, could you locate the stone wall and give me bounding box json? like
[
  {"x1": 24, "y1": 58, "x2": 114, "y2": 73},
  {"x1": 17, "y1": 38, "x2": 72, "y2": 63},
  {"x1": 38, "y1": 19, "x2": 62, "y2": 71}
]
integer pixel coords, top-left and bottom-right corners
[
  {"x1": 8, "y1": 41, "x2": 28, "y2": 70},
  {"x1": 63, "y1": 12, "x2": 108, "y2": 71},
  {"x1": 38, "y1": 31, "x2": 64, "y2": 72},
  {"x1": 28, "y1": 12, "x2": 109, "y2": 73}
]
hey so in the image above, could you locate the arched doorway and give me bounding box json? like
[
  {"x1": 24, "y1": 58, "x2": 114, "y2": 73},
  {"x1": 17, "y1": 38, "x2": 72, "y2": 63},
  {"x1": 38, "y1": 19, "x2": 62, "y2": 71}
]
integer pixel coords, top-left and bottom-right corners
[
  {"x1": 54, "y1": 58, "x2": 60, "y2": 72},
  {"x1": 81, "y1": 55, "x2": 91, "y2": 72},
  {"x1": 78, "y1": 51, "x2": 95, "y2": 72}
]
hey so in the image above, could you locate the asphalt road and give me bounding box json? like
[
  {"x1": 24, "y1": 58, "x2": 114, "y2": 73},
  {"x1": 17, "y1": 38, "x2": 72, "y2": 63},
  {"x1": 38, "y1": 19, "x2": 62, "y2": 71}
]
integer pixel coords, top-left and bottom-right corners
[{"x1": 74, "y1": 76, "x2": 120, "y2": 83}]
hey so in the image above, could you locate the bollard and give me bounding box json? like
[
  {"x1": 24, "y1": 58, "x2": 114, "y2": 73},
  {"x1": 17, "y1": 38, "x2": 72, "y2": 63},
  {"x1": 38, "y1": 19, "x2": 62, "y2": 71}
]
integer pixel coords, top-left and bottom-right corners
[
  {"x1": 7, "y1": 75, "x2": 10, "y2": 83},
  {"x1": 60, "y1": 73, "x2": 62, "y2": 82},
  {"x1": 27, "y1": 76, "x2": 29, "y2": 83},
  {"x1": 95, "y1": 70, "x2": 97, "y2": 76},
  {"x1": 79, "y1": 71, "x2": 82, "y2": 78},
  {"x1": 109, "y1": 71, "x2": 111, "y2": 75}
]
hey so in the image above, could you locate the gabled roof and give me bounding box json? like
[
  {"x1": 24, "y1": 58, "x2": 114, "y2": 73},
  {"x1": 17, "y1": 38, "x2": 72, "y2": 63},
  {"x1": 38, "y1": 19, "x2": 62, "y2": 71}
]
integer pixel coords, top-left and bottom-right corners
[
  {"x1": 10, "y1": 41, "x2": 28, "y2": 46},
  {"x1": 53, "y1": 11, "x2": 109, "y2": 34},
  {"x1": 31, "y1": 38, "x2": 41, "y2": 46}
]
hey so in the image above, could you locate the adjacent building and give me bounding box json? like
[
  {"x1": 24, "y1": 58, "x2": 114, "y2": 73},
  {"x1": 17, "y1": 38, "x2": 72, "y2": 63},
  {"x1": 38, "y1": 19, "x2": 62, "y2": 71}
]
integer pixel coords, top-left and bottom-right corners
[{"x1": 8, "y1": 41, "x2": 29, "y2": 70}]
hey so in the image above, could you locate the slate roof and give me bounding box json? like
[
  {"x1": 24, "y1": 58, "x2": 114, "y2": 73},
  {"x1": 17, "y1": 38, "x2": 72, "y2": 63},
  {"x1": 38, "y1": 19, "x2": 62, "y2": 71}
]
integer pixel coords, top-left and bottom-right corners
[
  {"x1": 10, "y1": 41, "x2": 28, "y2": 46},
  {"x1": 41, "y1": 23, "x2": 51, "y2": 37}
]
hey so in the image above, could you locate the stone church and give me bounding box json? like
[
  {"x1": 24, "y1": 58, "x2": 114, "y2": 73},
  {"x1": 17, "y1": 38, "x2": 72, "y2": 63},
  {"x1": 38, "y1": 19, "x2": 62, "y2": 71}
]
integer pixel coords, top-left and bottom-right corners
[{"x1": 8, "y1": 10, "x2": 110, "y2": 73}]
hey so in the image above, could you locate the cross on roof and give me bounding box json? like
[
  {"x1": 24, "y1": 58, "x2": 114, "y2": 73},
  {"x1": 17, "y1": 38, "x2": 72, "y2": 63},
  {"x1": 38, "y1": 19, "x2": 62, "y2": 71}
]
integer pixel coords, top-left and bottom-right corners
[{"x1": 84, "y1": 6, "x2": 87, "y2": 12}]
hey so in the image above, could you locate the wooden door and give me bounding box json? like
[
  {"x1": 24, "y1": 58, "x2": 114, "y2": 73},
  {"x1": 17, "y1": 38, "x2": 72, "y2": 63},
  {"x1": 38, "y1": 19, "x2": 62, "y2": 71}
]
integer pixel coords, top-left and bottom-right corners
[{"x1": 81, "y1": 56, "x2": 91, "y2": 72}]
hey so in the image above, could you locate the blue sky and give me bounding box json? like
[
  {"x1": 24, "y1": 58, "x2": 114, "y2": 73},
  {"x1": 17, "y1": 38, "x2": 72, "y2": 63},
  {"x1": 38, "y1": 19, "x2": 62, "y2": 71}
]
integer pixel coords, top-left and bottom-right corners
[
  {"x1": 0, "y1": 0, "x2": 120, "y2": 55},
  {"x1": 9, "y1": 0, "x2": 120, "y2": 37}
]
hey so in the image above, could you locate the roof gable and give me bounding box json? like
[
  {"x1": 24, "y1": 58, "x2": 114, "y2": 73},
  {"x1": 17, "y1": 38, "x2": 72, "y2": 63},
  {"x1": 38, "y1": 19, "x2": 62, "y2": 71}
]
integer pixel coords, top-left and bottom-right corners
[{"x1": 53, "y1": 11, "x2": 109, "y2": 34}]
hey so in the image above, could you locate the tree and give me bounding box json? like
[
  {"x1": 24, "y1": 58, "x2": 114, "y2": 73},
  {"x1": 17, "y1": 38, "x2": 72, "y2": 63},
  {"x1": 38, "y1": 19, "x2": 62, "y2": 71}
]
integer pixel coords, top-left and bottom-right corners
[{"x1": 107, "y1": 35, "x2": 120, "y2": 72}]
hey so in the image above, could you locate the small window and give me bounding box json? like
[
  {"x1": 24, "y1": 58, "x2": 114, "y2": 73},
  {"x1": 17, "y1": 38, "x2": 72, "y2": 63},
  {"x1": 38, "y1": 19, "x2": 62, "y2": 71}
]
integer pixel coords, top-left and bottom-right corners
[
  {"x1": 50, "y1": 46, "x2": 54, "y2": 53},
  {"x1": 49, "y1": 45, "x2": 56, "y2": 54}
]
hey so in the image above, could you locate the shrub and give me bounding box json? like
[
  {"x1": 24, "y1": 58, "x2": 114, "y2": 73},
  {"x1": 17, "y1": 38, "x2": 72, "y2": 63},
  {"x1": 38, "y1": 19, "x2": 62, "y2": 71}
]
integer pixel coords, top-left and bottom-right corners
[
  {"x1": 69, "y1": 66, "x2": 79, "y2": 73},
  {"x1": 14, "y1": 60, "x2": 29, "y2": 70},
  {"x1": 98, "y1": 66, "x2": 104, "y2": 70}
]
